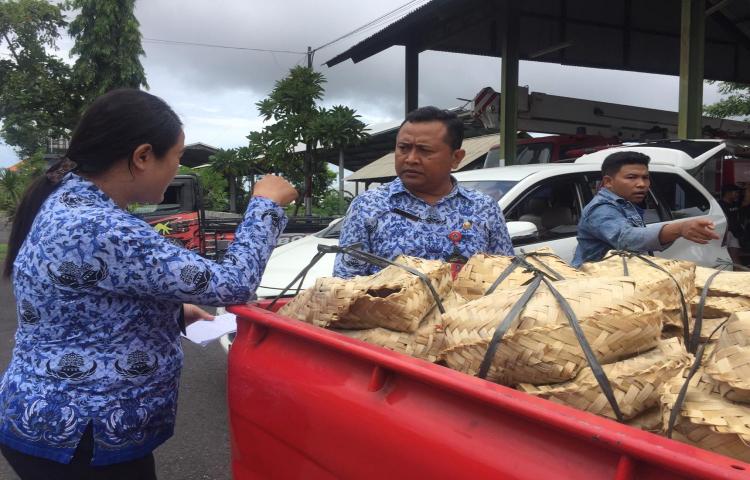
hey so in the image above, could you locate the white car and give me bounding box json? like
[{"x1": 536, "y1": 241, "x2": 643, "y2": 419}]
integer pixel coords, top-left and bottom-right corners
[{"x1": 254, "y1": 140, "x2": 732, "y2": 299}]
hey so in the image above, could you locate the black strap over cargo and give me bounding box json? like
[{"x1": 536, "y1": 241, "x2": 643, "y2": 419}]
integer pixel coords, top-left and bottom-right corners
[
  {"x1": 478, "y1": 267, "x2": 624, "y2": 422},
  {"x1": 598, "y1": 251, "x2": 691, "y2": 352},
  {"x1": 269, "y1": 244, "x2": 446, "y2": 314},
  {"x1": 483, "y1": 250, "x2": 564, "y2": 296},
  {"x1": 667, "y1": 261, "x2": 749, "y2": 437}
]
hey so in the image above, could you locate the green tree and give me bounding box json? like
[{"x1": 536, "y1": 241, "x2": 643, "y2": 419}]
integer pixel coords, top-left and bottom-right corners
[
  {"x1": 705, "y1": 82, "x2": 750, "y2": 120},
  {"x1": 208, "y1": 148, "x2": 247, "y2": 213},
  {"x1": 310, "y1": 105, "x2": 368, "y2": 214},
  {"x1": 68, "y1": 0, "x2": 147, "y2": 103},
  {"x1": 178, "y1": 165, "x2": 228, "y2": 211},
  {"x1": 0, "y1": 0, "x2": 79, "y2": 156},
  {"x1": 249, "y1": 66, "x2": 368, "y2": 216},
  {"x1": 0, "y1": 151, "x2": 45, "y2": 219}
]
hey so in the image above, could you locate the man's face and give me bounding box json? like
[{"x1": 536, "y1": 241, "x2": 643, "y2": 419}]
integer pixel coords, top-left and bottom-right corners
[
  {"x1": 602, "y1": 163, "x2": 650, "y2": 203},
  {"x1": 394, "y1": 121, "x2": 464, "y2": 195}
]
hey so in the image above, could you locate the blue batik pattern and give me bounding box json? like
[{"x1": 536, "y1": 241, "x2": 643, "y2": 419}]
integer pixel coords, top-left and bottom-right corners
[
  {"x1": 333, "y1": 177, "x2": 514, "y2": 278},
  {"x1": 0, "y1": 173, "x2": 286, "y2": 465}
]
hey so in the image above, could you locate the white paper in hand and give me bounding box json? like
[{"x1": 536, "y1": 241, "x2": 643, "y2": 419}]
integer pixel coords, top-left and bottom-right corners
[{"x1": 183, "y1": 313, "x2": 237, "y2": 347}]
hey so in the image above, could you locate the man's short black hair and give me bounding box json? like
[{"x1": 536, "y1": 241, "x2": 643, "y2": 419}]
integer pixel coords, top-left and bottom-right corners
[
  {"x1": 401, "y1": 106, "x2": 464, "y2": 150},
  {"x1": 601, "y1": 151, "x2": 650, "y2": 177}
]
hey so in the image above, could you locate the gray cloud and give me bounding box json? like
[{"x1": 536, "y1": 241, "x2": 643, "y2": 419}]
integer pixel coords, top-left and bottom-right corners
[{"x1": 0, "y1": 0, "x2": 730, "y2": 166}]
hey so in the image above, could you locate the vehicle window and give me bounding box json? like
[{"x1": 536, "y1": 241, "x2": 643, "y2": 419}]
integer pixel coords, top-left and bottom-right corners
[
  {"x1": 650, "y1": 172, "x2": 710, "y2": 219},
  {"x1": 132, "y1": 184, "x2": 184, "y2": 216},
  {"x1": 505, "y1": 176, "x2": 584, "y2": 244},
  {"x1": 516, "y1": 143, "x2": 553, "y2": 165},
  {"x1": 580, "y1": 173, "x2": 663, "y2": 225},
  {"x1": 458, "y1": 180, "x2": 518, "y2": 202}
]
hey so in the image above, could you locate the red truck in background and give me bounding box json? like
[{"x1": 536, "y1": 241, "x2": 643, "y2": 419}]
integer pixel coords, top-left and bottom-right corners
[
  {"x1": 137, "y1": 174, "x2": 341, "y2": 258},
  {"x1": 482, "y1": 133, "x2": 620, "y2": 168},
  {"x1": 136, "y1": 175, "x2": 240, "y2": 259}
]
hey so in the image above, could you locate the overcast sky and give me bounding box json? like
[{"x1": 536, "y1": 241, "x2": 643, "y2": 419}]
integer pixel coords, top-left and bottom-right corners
[{"x1": 0, "y1": 0, "x2": 729, "y2": 167}]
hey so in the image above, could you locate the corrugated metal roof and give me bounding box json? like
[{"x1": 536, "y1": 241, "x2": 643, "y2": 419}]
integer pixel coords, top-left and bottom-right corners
[
  {"x1": 324, "y1": 0, "x2": 750, "y2": 84},
  {"x1": 347, "y1": 133, "x2": 499, "y2": 182}
]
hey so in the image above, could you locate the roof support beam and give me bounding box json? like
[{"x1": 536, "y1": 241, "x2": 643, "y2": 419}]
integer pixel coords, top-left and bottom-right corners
[
  {"x1": 500, "y1": 0, "x2": 520, "y2": 165},
  {"x1": 678, "y1": 0, "x2": 706, "y2": 139},
  {"x1": 405, "y1": 44, "x2": 419, "y2": 116}
]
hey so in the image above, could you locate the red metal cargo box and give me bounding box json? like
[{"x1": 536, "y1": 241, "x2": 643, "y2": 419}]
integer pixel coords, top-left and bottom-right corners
[{"x1": 227, "y1": 301, "x2": 750, "y2": 480}]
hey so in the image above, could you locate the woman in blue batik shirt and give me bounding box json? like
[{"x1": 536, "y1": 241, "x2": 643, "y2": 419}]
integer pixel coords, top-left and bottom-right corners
[{"x1": 0, "y1": 89, "x2": 297, "y2": 479}]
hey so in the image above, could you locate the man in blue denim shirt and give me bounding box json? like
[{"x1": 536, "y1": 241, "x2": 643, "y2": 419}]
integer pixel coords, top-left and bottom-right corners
[{"x1": 572, "y1": 151, "x2": 719, "y2": 267}]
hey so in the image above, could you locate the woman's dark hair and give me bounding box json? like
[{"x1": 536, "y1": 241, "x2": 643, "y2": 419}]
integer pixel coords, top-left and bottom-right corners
[
  {"x1": 401, "y1": 106, "x2": 465, "y2": 150},
  {"x1": 601, "y1": 151, "x2": 650, "y2": 177},
  {"x1": 3, "y1": 88, "x2": 182, "y2": 277}
]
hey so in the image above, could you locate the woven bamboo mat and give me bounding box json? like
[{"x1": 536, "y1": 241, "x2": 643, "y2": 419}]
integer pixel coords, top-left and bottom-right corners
[
  {"x1": 280, "y1": 255, "x2": 452, "y2": 332},
  {"x1": 441, "y1": 277, "x2": 663, "y2": 385},
  {"x1": 454, "y1": 247, "x2": 585, "y2": 300},
  {"x1": 519, "y1": 338, "x2": 690, "y2": 420},
  {"x1": 661, "y1": 370, "x2": 750, "y2": 462},
  {"x1": 705, "y1": 311, "x2": 750, "y2": 403}
]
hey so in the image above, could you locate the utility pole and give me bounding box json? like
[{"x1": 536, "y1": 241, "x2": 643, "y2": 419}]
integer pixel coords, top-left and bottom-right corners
[{"x1": 304, "y1": 46, "x2": 314, "y2": 217}]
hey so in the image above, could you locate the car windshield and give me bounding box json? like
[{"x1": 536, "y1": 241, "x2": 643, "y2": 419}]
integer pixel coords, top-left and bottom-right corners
[{"x1": 458, "y1": 180, "x2": 517, "y2": 201}]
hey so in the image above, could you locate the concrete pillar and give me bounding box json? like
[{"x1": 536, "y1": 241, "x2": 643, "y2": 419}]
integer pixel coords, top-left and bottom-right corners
[{"x1": 678, "y1": 0, "x2": 706, "y2": 139}]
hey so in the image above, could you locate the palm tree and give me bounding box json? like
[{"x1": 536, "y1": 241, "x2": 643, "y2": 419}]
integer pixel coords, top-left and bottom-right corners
[{"x1": 311, "y1": 105, "x2": 369, "y2": 214}]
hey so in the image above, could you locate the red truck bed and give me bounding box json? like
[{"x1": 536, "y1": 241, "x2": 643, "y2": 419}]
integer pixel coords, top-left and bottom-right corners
[{"x1": 227, "y1": 301, "x2": 750, "y2": 479}]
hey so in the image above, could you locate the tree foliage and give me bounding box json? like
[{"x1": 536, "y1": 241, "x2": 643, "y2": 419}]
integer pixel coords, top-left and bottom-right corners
[
  {"x1": 247, "y1": 66, "x2": 368, "y2": 216},
  {"x1": 0, "y1": 0, "x2": 80, "y2": 156},
  {"x1": 68, "y1": 0, "x2": 147, "y2": 104},
  {"x1": 0, "y1": 151, "x2": 45, "y2": 219},
  {"x1": 705, "y1": 82, "x2": 750, "y2": 120},
  {"x1": 178, "y1": 165, "x2": 228, "y2": 211}
]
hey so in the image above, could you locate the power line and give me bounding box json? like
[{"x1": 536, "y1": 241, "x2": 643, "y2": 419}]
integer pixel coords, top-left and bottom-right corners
[
  {"x1": 313, "y1": 0, "x2": 430, "y2": 53},
  {"x1": 142, "y1": 37, "x2": 306, "y2": 55}
]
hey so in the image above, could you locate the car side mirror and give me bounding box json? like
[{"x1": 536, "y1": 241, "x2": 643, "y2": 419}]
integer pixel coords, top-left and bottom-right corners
[{"x1": 506, "y1": 221, "x2": 539, "y2": 240}]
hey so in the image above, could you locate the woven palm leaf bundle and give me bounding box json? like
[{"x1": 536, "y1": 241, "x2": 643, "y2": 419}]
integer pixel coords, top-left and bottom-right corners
[
  {"x1": 695, "y1": 266, "x2": 750, "y2": 298},
  {"x1": 580, "y1": 253, "x2": 696, "y2": 311},
  {"x1": 332, "y1": 291, "x2": 466, "y2": 363},
  {"x1": 441, "y1": 277, "x2": 663, "y2": 385},
  {"x1": 690, "y1": 295, "x2": 750, "y2": 320},
  {"x1": 519, "y1": 338, "x2": 690, "y2": 420},
  {"x1": 453, "y1": 247, "x2": 585, "y2": 300},
  {"x1": 661, "y1": 370, "x2": 750, "y2": 463},
  {"x1": 280, "y1": 255, "x2": 452, "y2": 332},
  {"x1": 705, "y1": 311, "x2": 750, "y2": 403}
]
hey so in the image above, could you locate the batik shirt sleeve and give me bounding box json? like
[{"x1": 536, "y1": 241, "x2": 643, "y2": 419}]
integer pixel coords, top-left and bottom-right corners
[
  {"x1": 47, "y1": 196, "x2": 287, "y2": 306},
  {"x1": 333, "y1": 196, "x2": 374, "y2": 278}
]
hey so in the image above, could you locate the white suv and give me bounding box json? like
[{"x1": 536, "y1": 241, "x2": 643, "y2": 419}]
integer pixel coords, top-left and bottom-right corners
[{"x1": 253, "y1": 141, "x2": 731, "y2": 299}]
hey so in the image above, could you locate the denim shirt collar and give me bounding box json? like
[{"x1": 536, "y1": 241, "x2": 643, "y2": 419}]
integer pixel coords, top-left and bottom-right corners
[{"x1": 388, "y1": 176, "x2": 468, "y2": 204}]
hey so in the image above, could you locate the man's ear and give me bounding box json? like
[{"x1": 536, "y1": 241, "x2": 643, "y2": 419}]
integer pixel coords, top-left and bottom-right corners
[
  {"x1": 601, "y1": 174, "x2": 614, "y2": 188},
  {"x1": 451, "y1": 149, "x2": 466, "y2": 170},
  {"x1": 130, "y1": 144, "x2": 153, "y2": 172}
]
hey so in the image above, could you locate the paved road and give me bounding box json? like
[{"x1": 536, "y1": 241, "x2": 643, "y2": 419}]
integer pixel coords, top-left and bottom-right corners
[{"x1": 0, "y1": 279, "x2": 232, "y2": 480}]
